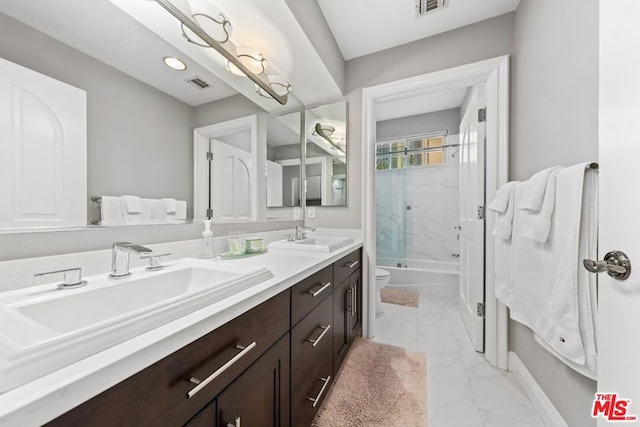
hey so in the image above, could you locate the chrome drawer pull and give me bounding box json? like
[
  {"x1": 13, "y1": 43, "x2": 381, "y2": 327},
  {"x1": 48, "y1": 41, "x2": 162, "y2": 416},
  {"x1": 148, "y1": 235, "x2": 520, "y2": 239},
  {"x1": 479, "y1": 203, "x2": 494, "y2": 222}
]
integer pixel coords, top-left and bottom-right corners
[
  {"x1": 307, "y1": 325, "x2": 331, "y2": 347},
  {"x1": 308, "y1": 281, "x2": 331, "y2": 298},
  {"x1": 226, "y1": 417, "x2": 241, "y2": 427},
  {"x1": 187, "y1": 341, "x2": 257, "y2": 398},
  {"x1": 306, "y1": 376, "x2": 331, "y2": 408},
  {"x1": 345, "y1": 260, "x2": 359, "y2": 269}
]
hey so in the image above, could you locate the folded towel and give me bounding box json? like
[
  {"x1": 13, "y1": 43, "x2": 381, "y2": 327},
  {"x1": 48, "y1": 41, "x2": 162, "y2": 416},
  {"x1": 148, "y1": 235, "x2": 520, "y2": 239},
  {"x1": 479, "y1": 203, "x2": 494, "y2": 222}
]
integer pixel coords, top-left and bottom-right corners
[
  {"x1": 520, "y1": 168, "x2": 560, "y2": 242},
  {"x1": 100, "y1": 196, "x2": 124, "y2": 225},
  {"x1": 121, "y1": 195, "x2": 141, "y2": 214},
  {"x1": 175, "y1": 201, "x2": 187, "y2": 220},
  {"x1": 140, "y1": 199, "x2": 154, "y2": 221},
  {"x1": 518, "y1": 166, "x2": 562, "y2": 211},
  {"x1": 488, "y1": 181, "x2": 515, "y2": 213},
  {"x1": 162, "y1": 198, "x2": 177, "y2": 214},
  {"x1": 492, "y1": 182, "x2": 519, "y2": 240}
]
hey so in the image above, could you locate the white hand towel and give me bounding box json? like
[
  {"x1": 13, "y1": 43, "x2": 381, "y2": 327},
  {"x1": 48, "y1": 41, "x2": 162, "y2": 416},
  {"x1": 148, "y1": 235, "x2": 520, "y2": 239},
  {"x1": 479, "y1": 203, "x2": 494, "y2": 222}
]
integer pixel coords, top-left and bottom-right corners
[
  {"x1": 162, "y1": 198, "x2": 177, "y2": 214},
  {"x1": 520, "y1": 168, "x2": 561, "y2": 243},
  {"x1": 488, "y1": 181, "x2": 516, "y2": 213},
  {"x1": 518, "y1": 166, "x2": 562, "y2": 211},
  {"x1": 492, "y1": 182, "x2": 518, "y2": 240},
  {"x1": 121, "y1": 195, "x2": 141, "y2": 224},
  {"x1": 100, "y1": 196, "x2": 124, "y2": 225},
  {"x1": 121, "y1": 195, "x2": 141, "y2": 214},
  {"x1": 140, "y1": 198, "x2": 154, "y2": 221},
  {"x1": 175, "y1": 201, "x2": 187, "y2": 220}
]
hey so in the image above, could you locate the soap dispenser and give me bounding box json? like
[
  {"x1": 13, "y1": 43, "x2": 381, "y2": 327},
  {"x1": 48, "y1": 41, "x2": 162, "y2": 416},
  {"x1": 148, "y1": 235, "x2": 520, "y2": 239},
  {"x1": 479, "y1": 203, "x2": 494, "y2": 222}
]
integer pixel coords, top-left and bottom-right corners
[{"x1": 200, "y1": 220, "x2": 216, "y2": 259}]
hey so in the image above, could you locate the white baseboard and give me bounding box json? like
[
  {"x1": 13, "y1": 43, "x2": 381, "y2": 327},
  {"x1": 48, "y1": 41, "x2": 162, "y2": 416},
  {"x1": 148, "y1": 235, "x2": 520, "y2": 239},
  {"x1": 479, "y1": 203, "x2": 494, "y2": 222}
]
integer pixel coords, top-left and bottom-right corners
[{"x1": 509, "y1": 352, "x2": 569, "y2": 427}]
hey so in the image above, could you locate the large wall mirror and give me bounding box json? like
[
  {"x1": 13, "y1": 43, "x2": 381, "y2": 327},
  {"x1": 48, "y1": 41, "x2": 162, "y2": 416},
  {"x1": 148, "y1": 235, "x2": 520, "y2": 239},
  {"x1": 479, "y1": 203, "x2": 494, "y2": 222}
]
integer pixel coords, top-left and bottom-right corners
[
  {"x1": 266, "y1": 111, "x2": 303, "y2": 208},
  {"x1": 304, "y1": 101, "x2": 348, "y2": 206}
]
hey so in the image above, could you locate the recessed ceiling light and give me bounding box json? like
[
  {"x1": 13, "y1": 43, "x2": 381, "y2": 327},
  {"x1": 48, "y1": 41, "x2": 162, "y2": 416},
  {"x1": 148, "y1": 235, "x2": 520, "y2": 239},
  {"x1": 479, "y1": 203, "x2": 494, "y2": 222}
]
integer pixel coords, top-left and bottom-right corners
[{"x1": 163, "y1": 56, "x2": 187, "y2": 71}]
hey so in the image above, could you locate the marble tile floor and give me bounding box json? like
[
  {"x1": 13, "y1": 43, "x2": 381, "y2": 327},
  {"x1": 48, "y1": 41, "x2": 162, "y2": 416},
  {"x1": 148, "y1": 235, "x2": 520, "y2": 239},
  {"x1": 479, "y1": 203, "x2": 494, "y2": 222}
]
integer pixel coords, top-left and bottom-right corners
[{"x1": 373, "y1": 293, "x2": 546, "y2": 427}]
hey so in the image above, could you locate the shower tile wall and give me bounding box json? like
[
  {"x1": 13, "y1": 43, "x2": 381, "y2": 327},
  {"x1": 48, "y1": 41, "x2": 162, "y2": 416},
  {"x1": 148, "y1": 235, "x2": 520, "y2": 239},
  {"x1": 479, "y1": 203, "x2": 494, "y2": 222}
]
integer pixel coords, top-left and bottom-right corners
[{"x1": 376, "y1": 147, "x2": 460, "y2": 265}]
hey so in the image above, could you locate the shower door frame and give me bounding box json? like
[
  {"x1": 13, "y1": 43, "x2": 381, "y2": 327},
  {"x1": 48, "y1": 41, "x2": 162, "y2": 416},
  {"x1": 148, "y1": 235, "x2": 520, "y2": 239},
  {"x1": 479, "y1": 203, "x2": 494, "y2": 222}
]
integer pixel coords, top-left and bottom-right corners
[{"x1": 361, "y1": 55, "x2": 510, "y2": 369}]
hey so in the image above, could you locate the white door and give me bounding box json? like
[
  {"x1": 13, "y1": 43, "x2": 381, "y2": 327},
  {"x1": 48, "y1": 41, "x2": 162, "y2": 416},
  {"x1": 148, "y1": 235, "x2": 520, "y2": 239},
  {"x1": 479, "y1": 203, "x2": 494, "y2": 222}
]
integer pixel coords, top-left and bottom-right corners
[
  {"x1": 0, "y1": 57, "x2": 86, "y2": 228},
  {"x1": 211, "y1": 139, "x2": 252, "y2": 221},
  {"x1": 458, "y1": 85, "x2": 486, "y2": 352},
  {"x1": 596, "y1": 2, "x2": 640, "y2": 425}
]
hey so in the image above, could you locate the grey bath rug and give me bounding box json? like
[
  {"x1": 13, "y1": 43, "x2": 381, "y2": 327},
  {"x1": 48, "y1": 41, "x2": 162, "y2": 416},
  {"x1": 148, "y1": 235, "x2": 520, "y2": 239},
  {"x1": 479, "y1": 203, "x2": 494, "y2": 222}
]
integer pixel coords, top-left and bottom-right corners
[
  {"x1": 381, "y1": 287, "x2": 420, "y2": 308},
  {"x1": 312, "y1": 338, "x2": 427, "y2": 427}
]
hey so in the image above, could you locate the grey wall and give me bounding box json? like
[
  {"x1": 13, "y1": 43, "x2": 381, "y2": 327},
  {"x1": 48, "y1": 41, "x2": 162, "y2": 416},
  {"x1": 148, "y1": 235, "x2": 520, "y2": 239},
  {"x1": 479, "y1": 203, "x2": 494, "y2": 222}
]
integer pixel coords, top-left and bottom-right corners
[
  {"x1": 509, "y1": 1, "x2": 598, "y2": 426},
  {"x1": 306, "y1": 12, "x2": 515, "y2": 229},
  {"x1": 376, "y1": 108, "x2": 461, "y2": 141},
  {"x1": 194, "y1": 94, "x2": 265, "y2": 128},
  {"x1": 0, "y1": 12, "x2": 195, "y2": 217},
  {"x1": 283, "y1": 0, "x2": 345, "y2": 94}
]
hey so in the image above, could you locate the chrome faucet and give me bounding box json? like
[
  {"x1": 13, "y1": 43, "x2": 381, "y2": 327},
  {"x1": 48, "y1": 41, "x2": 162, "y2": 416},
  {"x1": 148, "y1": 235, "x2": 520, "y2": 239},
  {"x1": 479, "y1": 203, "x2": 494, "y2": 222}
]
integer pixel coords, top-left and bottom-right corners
[
  {"x1": 109, "y1": 242, "x2": 153, "y2": 279},
  {"x1": 295, "y1": 226, "x2": 316, "y2": 240}
]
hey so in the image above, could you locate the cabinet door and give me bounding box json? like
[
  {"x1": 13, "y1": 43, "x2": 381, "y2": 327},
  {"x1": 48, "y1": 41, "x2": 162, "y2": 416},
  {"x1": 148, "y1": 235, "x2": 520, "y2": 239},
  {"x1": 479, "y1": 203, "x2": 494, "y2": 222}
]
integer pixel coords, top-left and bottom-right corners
[
  {"x1": 217, "y1": 334, "x2": 290, "y2": 427},
  {"x1": 349, "y1": 269, "x2": 362, "y2": 340},
  {"x1": 186, "y1": 400, "x2": 216, "y2": 427},
  {"x1": 333, "y1": 278, "x2": 351, "y2": 373}
]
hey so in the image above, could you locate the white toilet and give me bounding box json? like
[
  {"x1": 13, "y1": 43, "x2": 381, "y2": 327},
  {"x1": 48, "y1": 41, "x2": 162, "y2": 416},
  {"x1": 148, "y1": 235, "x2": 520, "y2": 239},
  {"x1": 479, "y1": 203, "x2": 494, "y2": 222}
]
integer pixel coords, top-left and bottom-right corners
[{"x1": 375, "y1": 268, "x2": 391, "y2": 316}]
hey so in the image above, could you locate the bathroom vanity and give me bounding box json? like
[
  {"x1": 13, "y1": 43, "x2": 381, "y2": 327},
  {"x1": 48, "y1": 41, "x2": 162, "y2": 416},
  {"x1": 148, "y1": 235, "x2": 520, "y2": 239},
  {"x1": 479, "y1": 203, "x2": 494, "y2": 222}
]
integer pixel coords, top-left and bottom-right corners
[{"x1": 7, "y1": 245, "x2": 362, "y2": 426}]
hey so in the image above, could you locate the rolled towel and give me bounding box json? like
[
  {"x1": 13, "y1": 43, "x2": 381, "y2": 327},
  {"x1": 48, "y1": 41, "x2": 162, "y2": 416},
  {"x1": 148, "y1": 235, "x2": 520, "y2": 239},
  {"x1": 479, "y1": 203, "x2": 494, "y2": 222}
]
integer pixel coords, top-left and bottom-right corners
[
  {"x1": 519, "y1": 166, "x2": 562, "y2": 212},
  {"x1": 488, "y1": 181, "x2": 515, "y2": 213},
  {"x1": 121, "y1": 195, "x2": 141, "y2": 214},
  {"x1": 162, "y1": 198, "x2": 177, "y2": 214}
]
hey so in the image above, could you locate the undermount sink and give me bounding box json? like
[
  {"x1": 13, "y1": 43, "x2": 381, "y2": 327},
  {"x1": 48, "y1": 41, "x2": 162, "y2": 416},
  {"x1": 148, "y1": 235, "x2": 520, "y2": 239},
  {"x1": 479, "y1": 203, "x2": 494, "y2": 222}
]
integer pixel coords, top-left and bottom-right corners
[
  {"x1": 0, "y1": 258, "x2": 273, "y2": 393},
  {"x1": 269, "y1": 236, "x2": 354, "y2": 253}
]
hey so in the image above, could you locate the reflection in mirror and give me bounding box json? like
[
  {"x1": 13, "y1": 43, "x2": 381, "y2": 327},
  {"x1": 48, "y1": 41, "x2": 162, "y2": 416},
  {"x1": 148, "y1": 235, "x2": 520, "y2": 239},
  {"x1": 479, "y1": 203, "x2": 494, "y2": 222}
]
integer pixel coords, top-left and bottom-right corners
[
  {"x1": 305, "y1": 101, "x2": 348, "y2": 206},
  {"x1": 266, "y1": 111, "x2": 302, "y2": 208}
]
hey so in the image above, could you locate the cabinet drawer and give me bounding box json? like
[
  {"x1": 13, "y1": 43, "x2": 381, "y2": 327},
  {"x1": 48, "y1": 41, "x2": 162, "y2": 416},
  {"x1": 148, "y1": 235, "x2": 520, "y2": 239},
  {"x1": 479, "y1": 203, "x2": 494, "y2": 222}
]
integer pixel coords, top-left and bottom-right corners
[
  {"x1": 333, "y1": 249, "x2": 361, "y2": 289},
  {"x1": 48, "y1": 290, "x2": 290, "y2": 427},
  {"x1": 291, "y1": 295, "x2": 333, "y2": 393},
  {"x1": 291, "y1": 265, "x2": 333, "y2": 326},
  {"x1": 291, "y1": 345, "x2": 333, "y2": 427}
]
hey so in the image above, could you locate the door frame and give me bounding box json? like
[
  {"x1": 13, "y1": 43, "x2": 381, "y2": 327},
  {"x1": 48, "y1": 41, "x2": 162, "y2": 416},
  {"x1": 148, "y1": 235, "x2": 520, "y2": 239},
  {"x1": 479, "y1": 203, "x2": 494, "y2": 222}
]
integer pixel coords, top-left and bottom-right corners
[{"x1": 361, "y1": 55, "x2": 510, "y2": 369}]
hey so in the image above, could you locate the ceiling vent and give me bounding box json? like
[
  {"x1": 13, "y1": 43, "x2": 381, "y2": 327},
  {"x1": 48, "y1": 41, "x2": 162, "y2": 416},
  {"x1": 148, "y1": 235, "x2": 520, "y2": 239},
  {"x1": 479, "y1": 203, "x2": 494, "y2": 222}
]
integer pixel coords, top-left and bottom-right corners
[
  {"x1": 415, "y1": 0, "x2": 449, "y2": 18},
  {"x1": 186, "y1": 76, "x2": 211, "y2": 90}
]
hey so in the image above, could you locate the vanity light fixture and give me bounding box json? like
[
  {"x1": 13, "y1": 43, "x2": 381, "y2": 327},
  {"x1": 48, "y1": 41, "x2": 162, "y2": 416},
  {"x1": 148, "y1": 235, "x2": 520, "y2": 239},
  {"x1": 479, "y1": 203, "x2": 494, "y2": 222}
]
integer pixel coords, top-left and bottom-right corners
[
  {"x1": 227, "y1": 47, "x2": 267, "y2": 76},
  {"x1": 162, "y1": 56, "x2": 187, "y2": 71},
  {"x1": 256, "y1": 75, "x2": 292, "y2": 98},
  {"x1": 153, "y1": 0, "x2": 290, "y2": 105},
  {"x1": 313, "y1": 122, "x2": 346, "y2": 155}
]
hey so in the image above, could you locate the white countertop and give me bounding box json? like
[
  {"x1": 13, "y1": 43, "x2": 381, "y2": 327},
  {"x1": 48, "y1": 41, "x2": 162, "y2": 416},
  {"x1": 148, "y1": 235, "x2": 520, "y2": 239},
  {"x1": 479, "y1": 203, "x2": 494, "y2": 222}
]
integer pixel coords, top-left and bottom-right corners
[{"x1": 0, "y1": 238, "x2": 362, "y2": 426}]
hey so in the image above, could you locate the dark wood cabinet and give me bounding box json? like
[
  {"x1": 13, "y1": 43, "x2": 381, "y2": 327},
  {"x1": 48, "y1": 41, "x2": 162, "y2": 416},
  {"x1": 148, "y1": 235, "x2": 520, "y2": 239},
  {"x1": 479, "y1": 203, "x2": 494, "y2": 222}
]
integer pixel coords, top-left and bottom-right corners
[
  {"x1": 46, "y1": 247, "x2": 362, "y2": 427},
  {"x1": 332, "y1": 249, "x2": 362, "y2": 374}
]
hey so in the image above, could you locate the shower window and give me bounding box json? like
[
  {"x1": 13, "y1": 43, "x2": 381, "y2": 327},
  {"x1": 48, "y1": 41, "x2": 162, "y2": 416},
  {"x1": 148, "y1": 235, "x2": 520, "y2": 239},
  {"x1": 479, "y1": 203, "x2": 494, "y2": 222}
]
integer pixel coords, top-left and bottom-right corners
[{"x1": 376, "y1": 132, "x2": 448, "y2": 171}]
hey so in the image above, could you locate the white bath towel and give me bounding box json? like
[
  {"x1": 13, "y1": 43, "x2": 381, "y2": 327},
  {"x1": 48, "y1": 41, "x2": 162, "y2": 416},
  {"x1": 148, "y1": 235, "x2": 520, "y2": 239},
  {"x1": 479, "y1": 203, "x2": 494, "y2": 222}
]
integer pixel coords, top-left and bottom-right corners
[
  {"x1": 175, "y1": 201, "x2": 187, "y2": 220},
  {"x1": 518, "y1": 166, "x2": 562, "y2": 212},
  {"x1": 491, "y1": 182, "x2": 518, "y2": 240},
  {"x1": 520, "y1": 168, "x2": 560, "y2": 243},
  {"x1": 140, "y1": 199, "x2": 154, "y2": 221},
  {"x1": 488, "y1": 181, "x2": 516, "y2": 213},
  {"x1": 162, "y1": 198, "x2": 177, "y2": 214},
  {"x1": 496, "y1": 162, "x2": 598, "y2": 374},
  {"x1": 100, "y1": 196, "x2": 124, "y2": 225},
  {"x1": 533, "y1": 164, "x2": 598, "y2": 379}
]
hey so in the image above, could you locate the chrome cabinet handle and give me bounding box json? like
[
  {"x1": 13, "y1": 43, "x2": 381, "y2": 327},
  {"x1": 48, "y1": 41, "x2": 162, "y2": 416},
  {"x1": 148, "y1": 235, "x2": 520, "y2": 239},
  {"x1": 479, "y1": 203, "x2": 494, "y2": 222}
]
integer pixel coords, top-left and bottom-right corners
[
  {"x1": 345, "y1": 260, "x2": 359, "y2": 269},
  {"x1": 308, "y1": 282, "x2": 331, "y2": 298},
  {"x1": 34, "y1": 267, "x2": 87, "y2": 289},
  {"x1": 187, "y1": 342, "x2": 257, "y2": 398},
  {"x1": 226, "y1": 417, "x2": 241, "y2": 427},
  {"x1": 347, "y1": 287, "x2": 355, "y2": 316},
  {"x1": 306, "y1": 325, "x2": 331, "y2": 347},
  {"x1": 583, "y1": 250, "x2": 631, "y2": 280},
  {"x1": 353, "y1": 285, "x2": 357, "y2": 315},
  {"x1": 306, "y1": 376, "x2": 331, "y2": 408}
]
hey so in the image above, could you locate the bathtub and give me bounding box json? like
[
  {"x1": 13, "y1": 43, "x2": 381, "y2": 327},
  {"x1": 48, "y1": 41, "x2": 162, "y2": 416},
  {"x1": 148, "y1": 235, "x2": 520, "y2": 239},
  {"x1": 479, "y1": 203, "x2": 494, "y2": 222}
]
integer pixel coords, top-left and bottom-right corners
[{"x1": 376, "y1": 258, "x2": 459, "y2": 298}]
